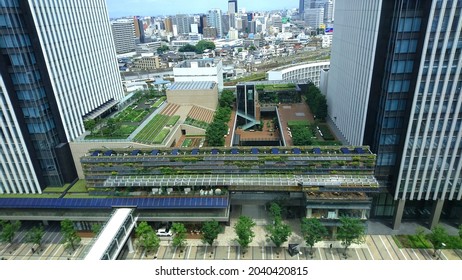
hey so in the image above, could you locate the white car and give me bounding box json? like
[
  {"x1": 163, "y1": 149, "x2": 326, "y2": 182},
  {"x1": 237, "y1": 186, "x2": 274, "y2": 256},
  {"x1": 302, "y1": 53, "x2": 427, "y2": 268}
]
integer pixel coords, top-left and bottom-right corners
[{"x1": 156, "y1": 228, "x2": 173, "y2": 237}]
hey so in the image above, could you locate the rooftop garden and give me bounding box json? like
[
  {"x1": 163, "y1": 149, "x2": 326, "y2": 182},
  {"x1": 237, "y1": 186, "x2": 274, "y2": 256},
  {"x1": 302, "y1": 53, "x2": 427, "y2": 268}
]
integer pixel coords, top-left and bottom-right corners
[
  {"x1": 255, "y1": 83, "x2": 296, "y2": 91},
  {"x1": 133, "y1": 114, "x2": 179, "y2": 144},
  {"x1": 84, "y1": 89, "x2": 165, "y2": 140}
]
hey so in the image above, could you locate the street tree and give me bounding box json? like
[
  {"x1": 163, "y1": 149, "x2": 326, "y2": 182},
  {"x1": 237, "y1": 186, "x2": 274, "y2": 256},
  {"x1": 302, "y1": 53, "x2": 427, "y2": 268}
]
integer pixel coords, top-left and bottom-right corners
[
  {"x1": 135, "y1": 221, "x2": 160, "y2": 256},
  {"x1": 427, "y1": 225, "x2": 449, "y2": 257},
  {"x1": 201, "y1": 220, "x2": 221, "y2": 246},
  {"x1": 459, "y1": 224, "x2": 462, "y2": 239},
  {"x1": 337, "y1": 217, "x2": 366, "y2": 257},
  {"x1": 91, "y1": 223, "x2": 102, "y2": 236},
  {"x1": 195, "y1": 40, "x2": 216, "y2": 53},
  {"x1": 268, "y1": 202, "x2": 282, "y2": 221},
  {"x1": 171, "y1": 222, "x2": 187, "y2": 248},
  {"x1": 60, "y1": 219, "x2": 81, "y2": 252},
  {"x1": 26, "y1": 224, "x2": 45, "y2": 250},
  {"x1": 234, "y1": 216, "x2": 256, "y2": 254},
  {"x1": 300, "y1": 218, "x2": 328, "y2": 256},
  {"x1": 266, "y1": 219, "x2": 291, "y2": 249},
  {"x1": 178, "y1": 44, "x2": 196, "y2": 52},
  {"x1": 0, "y1": 220, "x2": 21, "y2": 243},
  {"x1": 157, "y1": 45, "x2": 170, "y2": 54}
]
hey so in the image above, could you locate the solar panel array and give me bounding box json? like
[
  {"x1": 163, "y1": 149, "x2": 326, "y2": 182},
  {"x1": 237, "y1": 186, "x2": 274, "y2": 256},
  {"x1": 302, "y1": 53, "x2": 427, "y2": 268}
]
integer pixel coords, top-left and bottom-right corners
[{"x1": 0, "y1": 197, "x2": 228, "y2": 209}]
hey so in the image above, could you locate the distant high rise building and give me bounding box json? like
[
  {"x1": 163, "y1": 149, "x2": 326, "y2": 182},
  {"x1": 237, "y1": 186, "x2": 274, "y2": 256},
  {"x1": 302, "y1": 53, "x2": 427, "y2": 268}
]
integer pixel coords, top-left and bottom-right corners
[
  {"x1": 299, "y1": 0, "x2": 305, "y2": 16},
  {"x1": 173, "y1": 14, "x2": 194, "y2": 36},
  {"x1": 327, "y1": 0, "x2": 462, "y2": 229},
  {"x1": 198, "y1": 15, "x2": 208, "y2": 34},
  {"x1": 324, "y1": 0, "x2": 334, "y2": 24},
  {"x1": 133, "y1": 16, "x2": 145, "y2": 43},
  {"x1": 164, "y1": 17, "x2": 173, "y2": 33},
  {"x1": 221, "y1": 14, "x2": 230, "y2": 36},
  {"x1": 0, "y1": 0, "x2": 124, "y2": 193},
  {"x1": 207, "y1": 9, "x2": 223, "y2": 38},
  {"x1": 304, "y1": 8, "x2": 324, "y2": 28},
  {"x1": 111, "y1": 20, "x2": 136, "y2": 54},
  {"x1": 228, "y1": 0, "x2": 238, "y2": 14},
  {"x1": 203, "y1": 27, "x2": 218, "y2": 38}
]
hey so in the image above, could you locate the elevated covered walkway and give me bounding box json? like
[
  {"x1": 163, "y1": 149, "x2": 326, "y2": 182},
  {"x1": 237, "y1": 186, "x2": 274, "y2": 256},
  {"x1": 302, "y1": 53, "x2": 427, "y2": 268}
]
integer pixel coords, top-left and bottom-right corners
[{"x1": 85, "y1": 208, "x2": 137, "y2": 260}]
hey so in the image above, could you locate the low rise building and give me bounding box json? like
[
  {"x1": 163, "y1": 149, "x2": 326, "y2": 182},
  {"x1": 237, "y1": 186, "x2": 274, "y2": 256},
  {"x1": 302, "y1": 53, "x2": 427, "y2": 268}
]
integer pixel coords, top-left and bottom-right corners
[
  {"x1": 132, "y1": 54, "x2": 162, "y2": 70},
  {"x1": 267, "y1": 61, "x2": 330, "y2": 87},
  {"x1": 173, "y1": 59, "x2": 224, "y2": 91},
  {"x1": 166, "y1": 81, "x2": 218, "y2": 110}
]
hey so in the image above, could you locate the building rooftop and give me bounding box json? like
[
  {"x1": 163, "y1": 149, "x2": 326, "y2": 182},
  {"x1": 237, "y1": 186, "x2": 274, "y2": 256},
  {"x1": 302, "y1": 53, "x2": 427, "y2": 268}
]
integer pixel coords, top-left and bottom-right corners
[
  {"x1": 168, "y1": 81, "x2": 216, "y2": 91},
  {"x1": 174, "y1": 59, "x2": 219, "y2": 68}
]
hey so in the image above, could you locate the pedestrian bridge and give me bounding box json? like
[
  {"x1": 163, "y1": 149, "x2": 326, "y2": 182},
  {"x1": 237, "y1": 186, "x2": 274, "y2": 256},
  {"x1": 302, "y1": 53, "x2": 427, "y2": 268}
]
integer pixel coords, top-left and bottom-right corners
[{"x1": 85, "y1": 208, "x2": 137, "y2": 260}]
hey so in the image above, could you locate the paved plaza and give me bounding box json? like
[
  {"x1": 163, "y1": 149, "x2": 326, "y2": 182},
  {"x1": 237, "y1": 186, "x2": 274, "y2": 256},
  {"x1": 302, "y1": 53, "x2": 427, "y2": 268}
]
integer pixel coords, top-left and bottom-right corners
[{"x1": 1, "y1": 218, "x2": 461, "y2": 261}]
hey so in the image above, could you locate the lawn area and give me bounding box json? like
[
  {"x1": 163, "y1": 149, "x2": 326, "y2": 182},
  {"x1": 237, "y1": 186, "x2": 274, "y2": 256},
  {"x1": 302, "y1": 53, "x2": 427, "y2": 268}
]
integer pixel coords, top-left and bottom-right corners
[
  {"x1": 43, "y1": 184, "x2": 69, "y2": 193},
  {"x1": 255, "y1": 83, "x2": 296, "y2": 91},
  {"x1": 317, "y1": 123, "x2": 336, "y2": 141},
  {"x1": 288, "y1": 120, "x2": 310, "y2": 127},
  {"x1": 86, "y1": 124, "x2": 137, "y2": 139},
  {"x1": 184, "y1": 117, "x2": 209, "y2": 129},
  {"x1": 152, "y1": 96, "x2": 166, "y2": 108},
  {"x1": 114, "y1": 107, "x2": 149, "y2": 123},
  {"x1": 0, "y1": 193, "x2": 61, "y2": 198},
  {"x1": 133, "y1": 114, "x2": 170, "y2": 143},
  {"x1": 166, "y1": 115, "x2": 180, "y2": 127},
  {"x1": 181, "y1": 138, "x2": 192, "y2": 147},
  {"x1": 68, "y1": 179, "x2": 87, "y2": 193},
  {"x1": 153, "y1": 128, "x2": 170, "y2": 144}
]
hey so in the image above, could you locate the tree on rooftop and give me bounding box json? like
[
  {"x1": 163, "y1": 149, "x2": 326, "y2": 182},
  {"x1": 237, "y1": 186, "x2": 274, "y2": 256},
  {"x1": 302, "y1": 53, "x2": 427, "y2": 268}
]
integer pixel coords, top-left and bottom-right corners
[
  {"x1": 219, "y1": 90, "x2": 235, "y2": 108},
  {"x1": 0, "y1": 220, "x2": 21, "y2": 243},
  {"x1": 234, "y1": 216, "x2": 256, "y2": 254},
  {"x1": 300, "y1": 218, "x2": 328, "y2": 256},
  {"x1": 337, "y1": 217, "x2": 366, "y2": 258},
  {"x1": 83, "y1": 119, "x2": 97, "y2": 135},
  {"x1": 60, "y1": 219, "x2": 81, "y2": 252}
]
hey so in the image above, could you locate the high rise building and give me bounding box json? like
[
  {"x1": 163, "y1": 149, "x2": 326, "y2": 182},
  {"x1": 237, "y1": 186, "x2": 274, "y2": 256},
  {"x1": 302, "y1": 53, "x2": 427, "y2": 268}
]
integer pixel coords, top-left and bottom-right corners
[
  {"x1": 324, "y1": 0, "x2": 334, "y2": 24},
  {"x1": 173, "y1": 14, "x2": 193, "y2": 36},
  {"x1": 111, "y1": 20, "x2": 136, "y2": 54},
  {"x1": 327, "y1": 0, "x2": 462, "y2": 228},
  {"x1": 207, "y1": 9, "x2": 223, "y2": 38},
  {"x1": 133, "y1": 16, "x2": 145, "y2": 43},
  {"x1": 228, "y1": 0, "x2": 238, "y2": 14},
  {"x1": 0, "y1": 0, "x2": 124, "y2": 193},
  {"x1": 164, "y1": 17, "x2": 173, "y2": 33}
]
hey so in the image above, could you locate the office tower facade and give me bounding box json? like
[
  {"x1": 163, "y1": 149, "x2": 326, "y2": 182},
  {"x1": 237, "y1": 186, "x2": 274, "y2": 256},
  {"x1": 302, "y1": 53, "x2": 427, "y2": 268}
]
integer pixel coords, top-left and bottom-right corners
[
  {"x1": 207, "y1": 9, "x2": 223, "y2": 38},
  {"x1": 327, "y1": 0, "x2": 462, "y2": 228},
  {"x1": 228, "y1": 0, "x2": 238, "y2": 14},
  {"x1": 0, "y1": 0, "x2": 124, "y2": 193},
  {"x1": 111, "y1": 20, "x2": 136, "y2": 54}
]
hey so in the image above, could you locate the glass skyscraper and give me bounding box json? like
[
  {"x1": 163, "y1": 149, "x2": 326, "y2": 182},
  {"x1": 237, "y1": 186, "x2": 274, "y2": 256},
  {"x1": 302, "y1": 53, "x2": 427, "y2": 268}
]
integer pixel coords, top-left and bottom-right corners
[
  {"x1": 0, "y1": 0, "x2": 124, "y2": 193},
  {"x1": 327, "y1": 0, "x2": 462, "y2": 229}
]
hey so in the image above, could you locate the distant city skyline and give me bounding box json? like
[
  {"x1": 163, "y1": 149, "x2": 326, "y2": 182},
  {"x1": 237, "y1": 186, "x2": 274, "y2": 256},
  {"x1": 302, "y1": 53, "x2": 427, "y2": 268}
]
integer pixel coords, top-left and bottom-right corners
[{"x1": 105, "y1": 0, "x2": 299, "y2": 18}]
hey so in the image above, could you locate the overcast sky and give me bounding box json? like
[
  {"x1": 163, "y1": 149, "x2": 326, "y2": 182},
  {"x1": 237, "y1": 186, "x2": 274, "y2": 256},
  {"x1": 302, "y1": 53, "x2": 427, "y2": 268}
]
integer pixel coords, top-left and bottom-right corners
[{"x1": 105, "y1": 0, "x2": 299, "y2": 18}]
